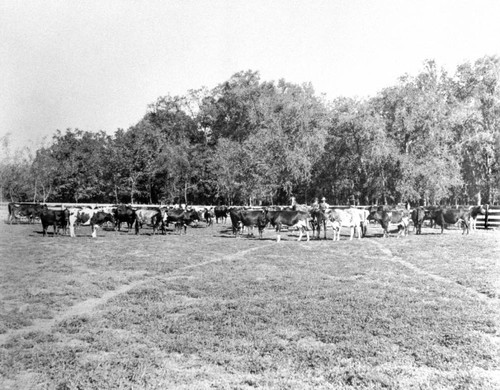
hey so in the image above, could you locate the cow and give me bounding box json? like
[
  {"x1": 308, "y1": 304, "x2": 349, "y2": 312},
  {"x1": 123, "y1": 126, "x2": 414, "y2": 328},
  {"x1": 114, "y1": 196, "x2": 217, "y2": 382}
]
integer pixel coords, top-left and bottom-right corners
[
  {"x1": 229, "y1": 208, "x2": 268, "y2": 238},
  {"x1": 195, "y1": 207, "x2": 214, "y2": 227},
  {"x1": 469, "y1": 205, "x2": 486, "y2": 231},
  {"x1": 328, "y1": 208, "x2": 362, "y2": 240},
  {"x1": 368, "y1": 207, "x2": 410, "y2": 238},
  {"x1": 136, "y1": 208, "x2": 164, "y2": 235},
  {"x1": 165, "y1": 208, "x2": 200, "y2": 234},
  {"x1": 264, "y1": 209, "x2": 311, "y2": 242},
  {"x1": 8, "y1": 202, "x2": 43, "y2": 224},
  {"x1": 229, "y1": 207, "x2": 244, "y2": 236},
  {"x1": 40, "y1": 205, "x2": 70, "y2": 237},
  {"x1": 347, "y1": 208, "x2": 370, "y2": 237},
  {"x1": 68, "y1": 207, "x2": 116, "y2": 238},
  {"x1": 204, "y1": 207, "x2": 214, "y2": 227},
  {"x1": 424, "y1": 205, "x2": 441, "y2": 228},
  {"x1": 425, "y1": 207, "x2": 470, "y2": 235},
  {"x1": 411, "y1": 207, "x2": 426, "y2": 235},
  {"x1": 114, "y1": 205, "x2": 139, "y2": 234},
  {"x1": 214, "y1": 206, "x2": 229, "y2": 224},
  {"x1": 310, "y1": 207, "x2": 330, "y2": 239}
]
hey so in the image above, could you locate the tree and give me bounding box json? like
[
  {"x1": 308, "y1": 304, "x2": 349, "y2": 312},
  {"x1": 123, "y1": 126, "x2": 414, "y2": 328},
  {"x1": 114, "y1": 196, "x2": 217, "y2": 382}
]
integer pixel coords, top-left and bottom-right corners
[
  {"x1": 373, "y1": 60, "x2": 462, "y2": 204},
  {"x1": 452, "y1": 55, "x2": 500, "y2": 204}
]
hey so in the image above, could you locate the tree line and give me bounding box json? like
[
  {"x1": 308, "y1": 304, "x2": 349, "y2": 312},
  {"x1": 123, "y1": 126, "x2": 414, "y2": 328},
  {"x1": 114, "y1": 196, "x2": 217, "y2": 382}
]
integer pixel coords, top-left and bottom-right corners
[{"x1": 1, "y1": 56, "x2": 499, "y2": 206}]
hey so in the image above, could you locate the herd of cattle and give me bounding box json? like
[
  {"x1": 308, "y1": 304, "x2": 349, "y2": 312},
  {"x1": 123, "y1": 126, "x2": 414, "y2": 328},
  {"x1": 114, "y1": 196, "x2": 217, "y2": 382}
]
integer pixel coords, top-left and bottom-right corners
[{"x1": 6, "y1": 202, "x2": 487, "y2": 241}]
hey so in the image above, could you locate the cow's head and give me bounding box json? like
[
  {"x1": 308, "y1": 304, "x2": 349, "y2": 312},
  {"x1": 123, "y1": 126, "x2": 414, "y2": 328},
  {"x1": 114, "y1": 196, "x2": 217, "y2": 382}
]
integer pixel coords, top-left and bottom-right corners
[{"x1": 367, "y1": 210, "x2": 380, "y2": 221}]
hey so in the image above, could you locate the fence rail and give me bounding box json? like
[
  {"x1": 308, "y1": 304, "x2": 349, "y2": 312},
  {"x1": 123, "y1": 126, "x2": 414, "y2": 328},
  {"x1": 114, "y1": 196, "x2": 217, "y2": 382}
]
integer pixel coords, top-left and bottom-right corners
[{"x1": 476, "y1": 205, "x2": 500, "y2": 229}]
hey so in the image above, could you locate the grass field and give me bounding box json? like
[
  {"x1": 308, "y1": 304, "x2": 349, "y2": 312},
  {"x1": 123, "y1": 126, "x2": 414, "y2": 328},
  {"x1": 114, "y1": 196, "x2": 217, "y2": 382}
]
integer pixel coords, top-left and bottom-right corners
[{"x1": 0, "y1": 216, "x2": 499, "y2": 389}]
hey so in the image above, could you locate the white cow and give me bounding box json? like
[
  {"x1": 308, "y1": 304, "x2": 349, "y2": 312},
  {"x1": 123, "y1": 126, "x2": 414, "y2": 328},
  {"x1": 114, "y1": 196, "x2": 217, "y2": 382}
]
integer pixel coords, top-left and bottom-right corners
[{"x1": 328, "y1": 208, "x2": 362, "y2": 240}]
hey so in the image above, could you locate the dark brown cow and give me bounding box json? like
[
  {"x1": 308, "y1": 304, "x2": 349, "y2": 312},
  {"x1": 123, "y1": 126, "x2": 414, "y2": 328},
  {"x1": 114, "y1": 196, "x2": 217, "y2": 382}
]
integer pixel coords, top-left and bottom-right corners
[
  {"x1": 8, "y1": 203, "x2": 43, "y2": 224},
  {"x1": 214, "y1": 206, "x2": 229, "y2": 224},
  {"x1": 114, "y1": 205, "x2": 139, "y2": 234},
  {"x1": 265, "y1": 210, "x2": 311, "y2": 242},
  {"x1": 426, "y1": 207, "x2": 470, "y2": 235},
  {"x1": 229, "y1": 208, "x2": 267, "y2": 238},
  {"x1": 411, "y1": 207, "x2": 426, "y2": 235},
  {"x1": 40, "y1": 206, "x2": 70, "y2": 236},
  {"x1": 165, "y1": 208, "x2": 200, "y2": 234}
]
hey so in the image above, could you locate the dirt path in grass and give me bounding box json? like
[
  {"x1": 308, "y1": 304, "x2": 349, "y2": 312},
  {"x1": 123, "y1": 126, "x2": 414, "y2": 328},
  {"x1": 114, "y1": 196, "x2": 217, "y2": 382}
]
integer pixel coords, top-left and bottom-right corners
[
  {"x1": 0, "y1": 243, "x2": 275, "y2": 346},
  {"x1": 367, "y1": 238, "x2": 497, "y2": 302}
]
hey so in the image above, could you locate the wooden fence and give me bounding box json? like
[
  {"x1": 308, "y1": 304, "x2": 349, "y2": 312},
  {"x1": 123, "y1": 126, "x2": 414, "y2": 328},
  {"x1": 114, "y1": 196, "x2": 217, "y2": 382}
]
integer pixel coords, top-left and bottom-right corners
[{"x1": 476, "y1": 205, "x2": 500, "y2": 230}]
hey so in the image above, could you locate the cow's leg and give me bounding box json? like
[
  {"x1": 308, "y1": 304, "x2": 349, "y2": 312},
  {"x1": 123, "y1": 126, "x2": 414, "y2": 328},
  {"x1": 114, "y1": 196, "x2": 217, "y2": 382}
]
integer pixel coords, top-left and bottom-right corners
[
  {"x1": 91, "y1": 224, "x2": 98, "y2": 238},
  {"x1": 462, "y1": 220, "x2": 469, "y2": 235}
]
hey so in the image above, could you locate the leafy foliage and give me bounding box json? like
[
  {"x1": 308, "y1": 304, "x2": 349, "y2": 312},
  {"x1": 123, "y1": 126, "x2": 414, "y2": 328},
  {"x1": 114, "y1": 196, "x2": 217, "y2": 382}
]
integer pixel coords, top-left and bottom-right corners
[{"x1": 1, "y1": 56, "x2": 499, "y2": 205}]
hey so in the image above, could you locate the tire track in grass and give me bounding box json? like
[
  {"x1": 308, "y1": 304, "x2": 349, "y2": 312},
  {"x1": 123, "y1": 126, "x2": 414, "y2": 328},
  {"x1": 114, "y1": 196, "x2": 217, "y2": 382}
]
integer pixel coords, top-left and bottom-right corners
[
  {"x1": 367, "y1": 238, "x2": 494, "y2": 302},
  {"x1": 367, "y1": 238, "x2": 500, "y2": 387},
  {"x1": 0, "y1": 243, "x2": 275, "y2": 346}
]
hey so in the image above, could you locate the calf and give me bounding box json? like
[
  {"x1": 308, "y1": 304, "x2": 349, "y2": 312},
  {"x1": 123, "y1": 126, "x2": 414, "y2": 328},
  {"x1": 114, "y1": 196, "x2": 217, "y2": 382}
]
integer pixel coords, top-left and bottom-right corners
[
  {"x1": 265, "y1": 210, "x2": 310, "y2": 242},
  {"x1": 368, "y1": 208, "x2": 410, "y2": 238},
  {"x1": 40, "y1": 206, "x2": 70, "y2": 236}
]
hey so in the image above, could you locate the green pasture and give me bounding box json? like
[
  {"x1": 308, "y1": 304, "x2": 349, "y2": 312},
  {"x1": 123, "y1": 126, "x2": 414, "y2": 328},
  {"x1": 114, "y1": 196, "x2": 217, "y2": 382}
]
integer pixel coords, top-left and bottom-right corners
[{"x1": 0, "y1": 220, "x2": 499, "y2": 389}]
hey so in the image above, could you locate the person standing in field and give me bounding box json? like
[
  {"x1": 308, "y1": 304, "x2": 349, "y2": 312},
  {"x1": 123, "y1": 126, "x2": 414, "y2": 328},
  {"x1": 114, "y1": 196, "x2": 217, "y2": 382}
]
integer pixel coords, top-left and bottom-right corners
[{"x1": 319, "y1": 197, "x2": 330, "y2": 211}]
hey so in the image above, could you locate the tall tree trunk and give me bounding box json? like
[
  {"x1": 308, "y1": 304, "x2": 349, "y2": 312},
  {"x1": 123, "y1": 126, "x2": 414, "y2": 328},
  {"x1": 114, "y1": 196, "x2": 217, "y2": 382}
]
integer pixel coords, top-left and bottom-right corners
[{"x1": 33, "y1": 178, "x2": 38, "y2": 202}]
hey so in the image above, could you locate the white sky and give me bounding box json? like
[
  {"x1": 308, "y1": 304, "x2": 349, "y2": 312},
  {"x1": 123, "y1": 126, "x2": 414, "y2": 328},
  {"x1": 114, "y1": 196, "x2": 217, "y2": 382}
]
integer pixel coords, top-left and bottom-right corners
[{"x1": 1, "y1": 0, "x2": 499, "y2": 150}]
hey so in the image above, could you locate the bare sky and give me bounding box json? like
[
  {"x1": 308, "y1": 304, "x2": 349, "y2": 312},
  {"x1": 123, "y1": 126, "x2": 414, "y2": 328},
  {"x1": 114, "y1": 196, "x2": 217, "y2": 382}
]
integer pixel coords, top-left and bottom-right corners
[{"x1": 1, "y1": 0, "x2": 499, "y2": 150}]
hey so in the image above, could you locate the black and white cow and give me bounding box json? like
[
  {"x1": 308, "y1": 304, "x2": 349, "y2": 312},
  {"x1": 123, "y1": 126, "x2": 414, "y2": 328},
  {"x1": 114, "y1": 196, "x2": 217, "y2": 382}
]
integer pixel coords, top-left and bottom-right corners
[
  {"x1": 469, "y1": 205, "x2": 487, "y2": 231},
  {"x1": 68, "y1": 207, "x2": 115, "y2": 238},
  {"x1": 368, "y1": 207, "x2": 410, "y2": 238}
]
